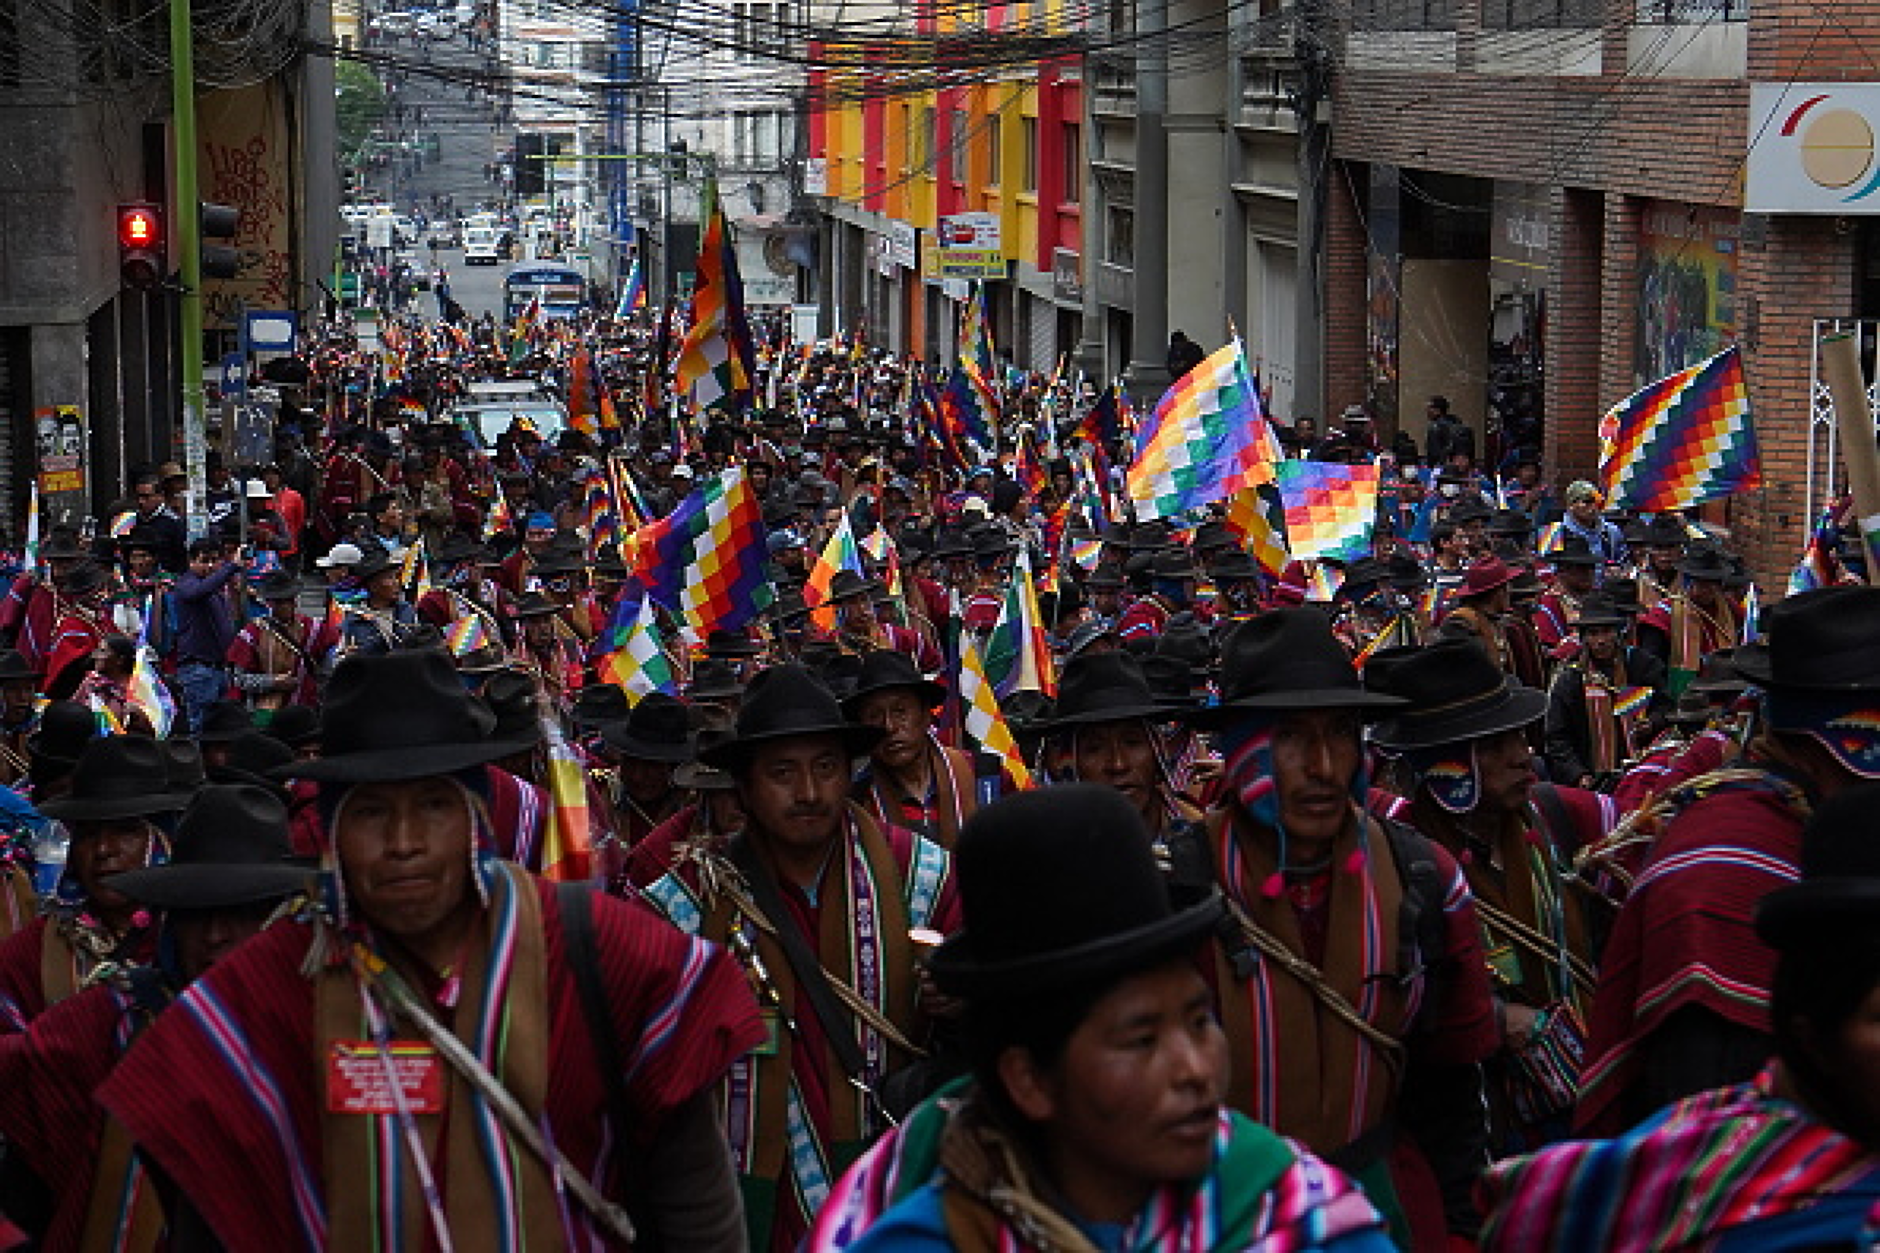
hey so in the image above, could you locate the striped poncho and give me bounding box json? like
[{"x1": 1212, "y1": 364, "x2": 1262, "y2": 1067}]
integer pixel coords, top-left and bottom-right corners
[{"x1": 1479, "y1": 1067, "x2": 1880, "y2": 1251}]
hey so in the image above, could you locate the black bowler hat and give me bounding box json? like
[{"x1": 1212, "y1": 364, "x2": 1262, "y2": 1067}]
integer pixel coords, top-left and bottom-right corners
[
  {"x1": 477, "y1": 672, "x2": 546, "y2": 748},
  {"x1": 1758, "y1": 782, "x2": 1880, "y2": 948},
  {"x1": 193, "y1": 701, "x2": 255, "y2": 745},
  {"x1": 207, "y1": 731, "x2": 297, "y2": 797},
  {"x1": 1048, "y1": 651, "x2": 1172, "y2": 728},
  {"x1": 1366, "y1": 638, "x2": 1548, "y2": 750},
  {"x1": 1734, "y1": 587, "x2": 1880, "y2": 692},
  {"x1": 928, "y1": 786, "x2": 1224, "y2": 999},
  {"x1": 1189, "y1": 609, "x2": 1404, "y2": 726},
  {"x1": 840, "y1": 650, "x2": 947, "y2": 717},
  {"x1": 104, "y1": 785, "x2": 311, "y2": 910},
  {"x1": 1207, "y1": 549, "x2": 1262, "y2": 582},
  {"x1": 698, "y1": 663, "x2": 884, "y2": 772},
  {"x1": 273, "y1": 650, "x2": 536, "y2": 784},
  {"x1": 601, "y1": 692, "x2": 695, "y2": 763},
  {"x1": 38, "y1": 736, "x2": 192, "y2": 822}
]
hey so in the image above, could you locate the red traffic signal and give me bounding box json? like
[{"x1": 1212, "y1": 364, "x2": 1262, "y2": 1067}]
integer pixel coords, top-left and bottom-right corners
[{"x1": 117, "y1": 203, "x2": 165, "y2": 291}]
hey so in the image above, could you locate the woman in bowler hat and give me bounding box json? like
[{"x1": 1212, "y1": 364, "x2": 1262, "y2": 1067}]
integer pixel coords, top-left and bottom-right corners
[{"x1": 810, "y1": 786, "x2": 1395, "y2": 1251}]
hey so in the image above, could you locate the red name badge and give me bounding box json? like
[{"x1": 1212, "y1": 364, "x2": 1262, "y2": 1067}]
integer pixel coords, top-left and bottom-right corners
[{"x1": 327, "y1": 1041, "x2": 447, "y2": 1115}]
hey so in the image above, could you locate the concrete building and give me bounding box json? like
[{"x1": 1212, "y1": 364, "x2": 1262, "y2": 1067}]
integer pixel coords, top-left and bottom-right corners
[
  {"x1": 1321, "y1": 0, "x2": 1880, "y2": 579},
  {"x1": 0, "y1": 0, "x2": 337, "y2": 529}
]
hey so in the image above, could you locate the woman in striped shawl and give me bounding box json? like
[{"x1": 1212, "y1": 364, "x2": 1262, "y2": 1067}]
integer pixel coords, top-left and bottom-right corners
[
  {"x1": 809, "y1": 787, "x2": 1395, "y2": 1253},
  {"x1": 1478, "y1": 782, "x2": 1880, "y2": 1251}
]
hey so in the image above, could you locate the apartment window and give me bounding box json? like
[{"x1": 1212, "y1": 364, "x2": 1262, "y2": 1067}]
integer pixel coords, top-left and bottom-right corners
[
  {"x1": 1480, "y1": 0, "x2": 1599, "y2": 25},
  {"x1": 1350, "y1": 0, "x2": 1453, "y2": 29},
  {"x1": 1634, "y1": 0, "x2": 1747, "y2": 19},
  {"x1": 1106, "y1": 204, "x2": 1133, "y2": 267},
  {"x1": 916, "y1": 106, "x2": 936, "y2": 173},
  {"x1": 949, "y1": 108, "x2": 968, "y2": 184},
  {"x1": 1021, "y1": 117, "x2": 1038, "y2": 192},
  {"x1": 733, "y1": 3, "x2": 781, "y2": 61},
  {"x1": 1060, "y1": 123, "x2": 1081, "y2": 204},
  {"x1": 986, "y1": 114, "x2": 1002, "y2": 186},
  {"x1": 1106, "y1": 0, "x2": 1134, "y2": 34}
]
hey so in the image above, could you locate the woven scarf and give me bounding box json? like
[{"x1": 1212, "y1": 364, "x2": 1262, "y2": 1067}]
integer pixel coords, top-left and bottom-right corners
[
  {"x1": 1404, "y1": 743, "x2": 1480, "y2": 814},
  {"x1": 311, "y1": 779, "x2": 561, "y2": 1252},
  {"x1": 1208, "y1": 807, "x2": 1413, "y2": 1156},
  {"x1": 934, "y1": 1096, "x2": 1294, "y2": 1253},
  {"x1": 314, "y1": 861, "x2": 560, "y2": 1252},
  {"x1": 707, "y1": 807, "x2": 923, "y2": 1226}
]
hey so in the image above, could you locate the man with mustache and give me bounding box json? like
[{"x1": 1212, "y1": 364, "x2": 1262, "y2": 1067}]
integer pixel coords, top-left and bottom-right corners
[
  {"x1": 1191, "y1": 610, "x2": 1499, "y2": 1249},
  {"x1": 641, "y1": 663, "x2": 961, "y2": 1252},
  {"x1": 845, "y1": 651, "x2": 986, "y2": 850}
]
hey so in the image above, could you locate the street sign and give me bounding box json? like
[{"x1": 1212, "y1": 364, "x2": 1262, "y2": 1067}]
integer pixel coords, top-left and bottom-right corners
[
  {"x1": 245, "y1": 309, "x2": 297, "y2": 352},
  {"x1": 937, "y1": 212, "x2": 1004, "y2": 278},
  {"x1": 1748, "y1": 83, "x2": 1880, "y2": 214}
]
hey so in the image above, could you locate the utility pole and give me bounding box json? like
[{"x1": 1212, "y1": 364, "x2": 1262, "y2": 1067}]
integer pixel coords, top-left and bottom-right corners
[{"x1": 170, "y1": 0, "x2": 208, "y2": 537}]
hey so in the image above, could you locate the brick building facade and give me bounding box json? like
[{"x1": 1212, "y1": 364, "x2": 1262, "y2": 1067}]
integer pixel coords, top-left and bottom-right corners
[{"x1": 1323, "y1": 0, "x2": 1880, "y2": 579}]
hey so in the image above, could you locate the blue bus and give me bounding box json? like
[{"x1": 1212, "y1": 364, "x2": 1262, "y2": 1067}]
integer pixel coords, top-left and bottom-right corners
[{"x1": 503, "y1": 263, "x2": 589, "y2": 321}]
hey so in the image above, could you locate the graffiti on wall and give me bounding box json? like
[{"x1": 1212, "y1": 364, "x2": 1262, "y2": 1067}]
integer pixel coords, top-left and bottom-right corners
[{"x1": 198, "y1": 83, "x2": 294, "y2": 328}]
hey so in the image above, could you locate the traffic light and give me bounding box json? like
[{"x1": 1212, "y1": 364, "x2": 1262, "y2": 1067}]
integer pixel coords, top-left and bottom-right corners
[
  {"x1": 117, "y1": 203, "x2": 164, "y2": 291},
  {"x1": 200, "y1": 201, "x2": 241, "y2": 279}
]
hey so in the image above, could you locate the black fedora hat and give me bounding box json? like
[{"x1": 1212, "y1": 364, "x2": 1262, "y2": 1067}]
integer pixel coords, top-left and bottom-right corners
[
  {"x1": 1048, "y1": 651, "x2": 1173, "y2": 728},
  {"x1": 704, "y1": 628, "x2": 765, "y2": 659},
  {"x1": 206, "y1": 730, "x2": 297, "y2": 798},
  {"x1": 1735, "y1": 587, "x2": 1880, "y2": 692},
  {"x1": 266, "y1": 704, "x2": 320, "y2": 749},
  {"x1": 1677, "y1": 541, "x2": 1734, "y2": 582},
  {"x1": 840, "y1": 650, "x2": 947, "y2": 717},
  {"x1": 1573, "y1": 591, "x2": 1631, "y2": 630},
  {"x1": 432, "y1": 530, "x2": 485, "y2": 567},
  {"x1": 1207, "y1": 549, "x2": 1262, "y2": 582},
  {"x1": 255, "y1": 570, "x2": 301, "y2": 602},
  {"x1": 1639, "y1": 513, "x2": 1691, "y2": 548},
  {"x1": 349, "y1": 547, "x2": 398, "y2": 584},
  {"x1": 685, "y1": 658, "x2": 745, "y2": 702},
  {"x1": 698, "y1": 663, "x2": 884, "y2": 771},
  {"x1": 104, "y1": 785, "x2": 311, "y2": 910},
  {"x1": 193, "y1": 701, "x2": 255, "y2": 745},
  {"x1": 1190, "y1": 609, "x2": 1404, "y2": 725},
  {"x1": 571, "y1": 683, "x2": 632, "y2": 734},
  {"x1": 510, "y1": 592, "x2": 561, "y2": 619},
  {"x1": 1367, "y1": 638, "x2": 1548, "y2": 750},
  {"x1": 38, "y1": 736, "x2": 192, "y2": 822},
  {"x1": 673, "y1": 707, "x2": 737, "y2": 791},
  {"x1": 1149, "y1": 548, "x2": 1198, "y2": 580},
  {"x1": 601, "y1": 692, "x2": 695, "y2": 763},
  {"x1": 58, "y1": 561, "x2": 110, "y2": 599},
  {"x1": 0, "y1": 650, "x2": 41, "y2": 682},
  {"x1": 1690, "y1": 649, "x2": 1749, "y2": 699},
  {"x1": 1084, "y1": 566, "x2": 1125, "y2": 591},
  {"x1": 1140, "y1": 654, "x2": 1207, "y2": 708},
  {"x1": 1386, "y1": 551, "x2": 1427, "y2": 592},
  {"x1": 1601, "y1": 575, "x2": 1646, "y2": 617},
  {"x1": 927, "y1": 786, "x2": 1224, "y2": 999},
  {"x1": 274, "y1": 650, "x2": 535, "y2": 784},
  {"x1": 39, "y1": 530, "x2": 84, "y2": 561},
  {"x1": 478, "y1": 671, "x2": 546, "y2": 747},
  {"x1": 1546, "y1": 533, "x2": 1600, "y2": 567},
  {"x1": 826, "y1": 570, "x2": 875, "y2": 603},
  {"x1": 1758, "y1": 782, "x2": 1880, "y2": 948}
]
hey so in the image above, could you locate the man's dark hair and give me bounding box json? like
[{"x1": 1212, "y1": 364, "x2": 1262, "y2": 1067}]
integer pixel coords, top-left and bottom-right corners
[{"x1": 187, "y1": 537, "x2": 223, "y2": 561}]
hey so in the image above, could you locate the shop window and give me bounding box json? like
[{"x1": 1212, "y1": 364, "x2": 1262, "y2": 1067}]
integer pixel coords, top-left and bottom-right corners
[
  {"x1": 1021, "y1": 117, "x2": 1038, "y2": 192},
  {"x1": 1106, "y1": 204, "x2": 1133, "y2": 267}
]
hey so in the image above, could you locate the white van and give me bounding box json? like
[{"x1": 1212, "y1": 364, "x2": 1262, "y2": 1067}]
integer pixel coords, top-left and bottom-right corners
[{"x1": 463, "y1": 224, "x2": 502, "y2": 265}]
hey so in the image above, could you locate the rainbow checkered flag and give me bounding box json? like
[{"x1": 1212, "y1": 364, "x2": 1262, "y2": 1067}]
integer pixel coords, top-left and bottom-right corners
[
  {"x1": 625, "y1": 467, "x2": 773, "y2": 636},
  {"x1": 982, "y1": 550, "x2": 1055, "y2": 699},
  {"x1": 538, "y1": 708, "x2": 595, "y2": 883},
  {"x1": 674, "y1": 183, "x2": 758, "y2": 412},
  {"x1": 1276, "y1": 461, "x2": 1381, "y2": 564},
  {"x1": 445, "y1": 614, "x2": 494, "y2": 658},
  {"x1": 1599, "y1": 346, "x2": 1758, "y2": 512},
  {"x1": 957, "y1": 629, "x2": 1033, "y2": 790},
  {"x1": 1127, "y1": 339, "x2": 1283, "y2": 521},
  {"x1": 1222, "y1": 490, "x2": 1290, "y2": 576},
  {"x1": 804, "y1": 511, "x2": 865, "y2": 633},
  {"x1": 595, "y1": 592, "x2": 676, "y2": 699}
]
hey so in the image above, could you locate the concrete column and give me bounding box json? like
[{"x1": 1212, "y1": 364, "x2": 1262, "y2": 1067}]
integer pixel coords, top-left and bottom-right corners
[{"x1": 1125, "y1": 0, "x2": 1169, "y2": 407}]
